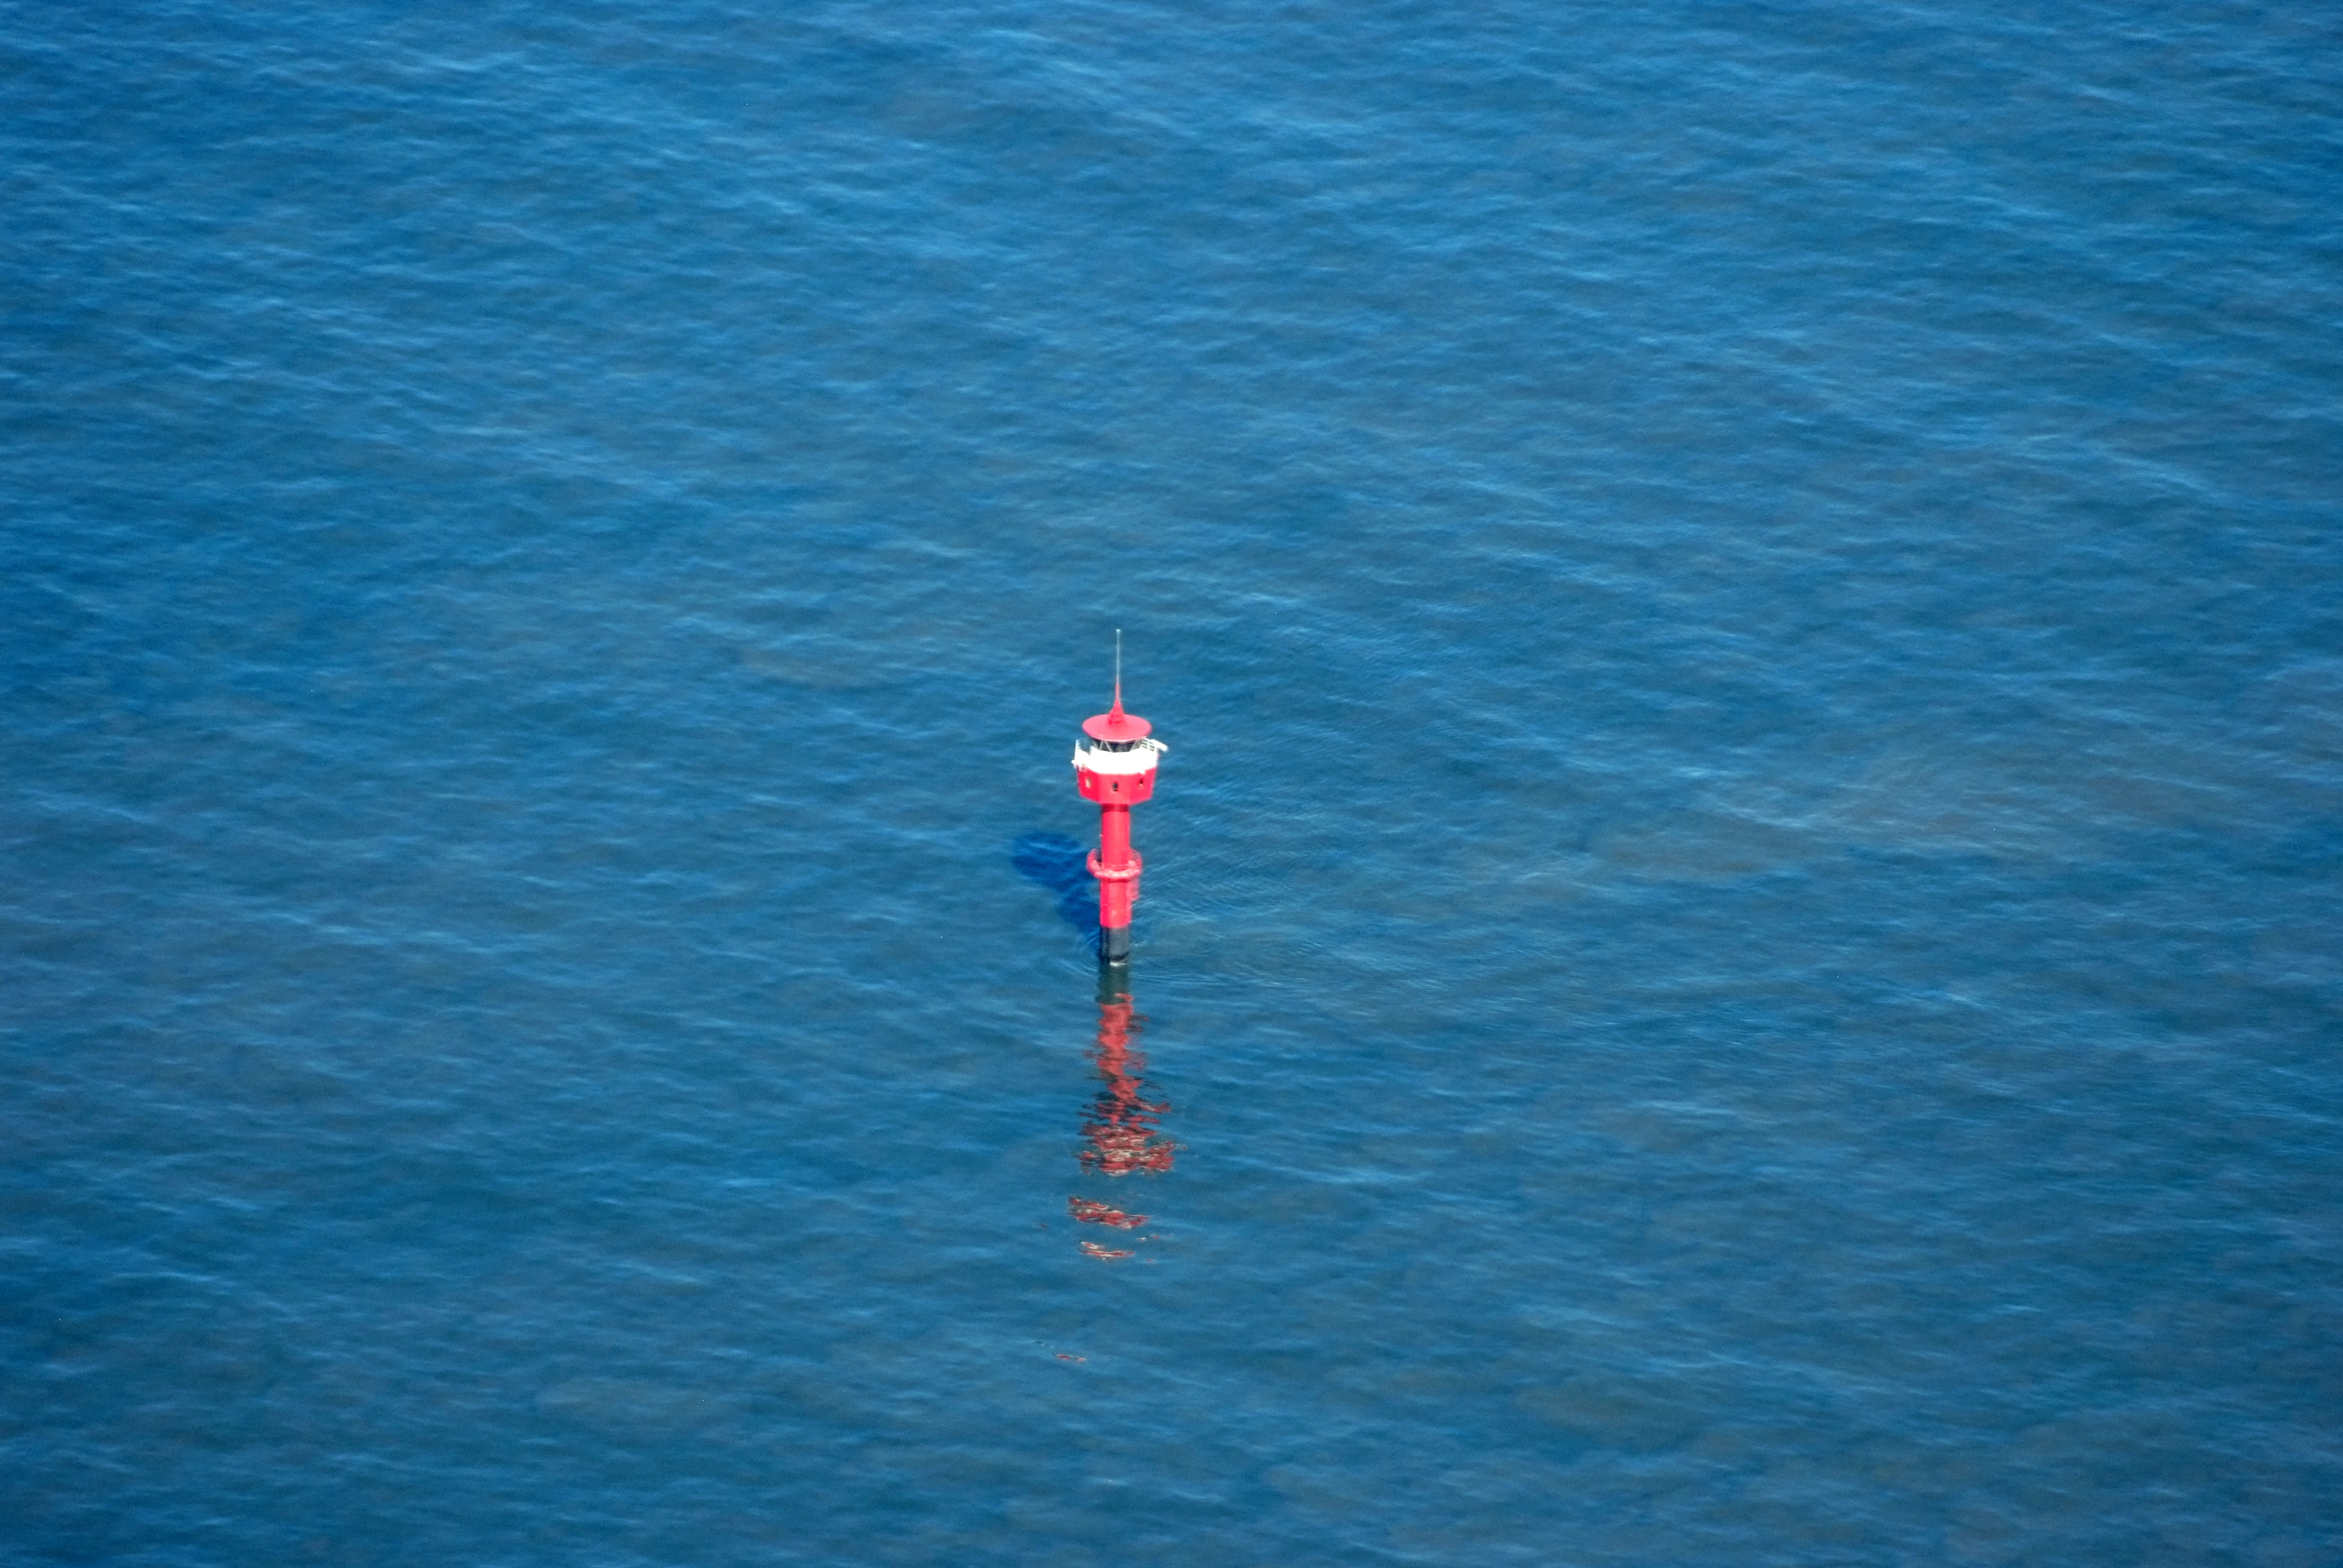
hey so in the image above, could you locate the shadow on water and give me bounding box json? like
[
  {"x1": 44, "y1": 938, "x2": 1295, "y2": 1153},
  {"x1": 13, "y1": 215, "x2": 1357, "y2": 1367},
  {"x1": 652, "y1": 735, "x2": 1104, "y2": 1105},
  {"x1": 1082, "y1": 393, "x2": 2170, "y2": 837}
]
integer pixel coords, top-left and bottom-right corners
[{"x1": 1011, "y1": 830, "x2": 1098, "y2": 949}]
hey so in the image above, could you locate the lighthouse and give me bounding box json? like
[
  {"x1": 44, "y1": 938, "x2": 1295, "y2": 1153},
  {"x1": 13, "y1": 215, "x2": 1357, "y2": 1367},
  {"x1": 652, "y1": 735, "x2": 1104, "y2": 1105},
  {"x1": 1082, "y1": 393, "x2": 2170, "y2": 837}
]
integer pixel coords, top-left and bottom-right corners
[{"x1": 1072, "y1": 634, "x2": 1167, "y2": 966}]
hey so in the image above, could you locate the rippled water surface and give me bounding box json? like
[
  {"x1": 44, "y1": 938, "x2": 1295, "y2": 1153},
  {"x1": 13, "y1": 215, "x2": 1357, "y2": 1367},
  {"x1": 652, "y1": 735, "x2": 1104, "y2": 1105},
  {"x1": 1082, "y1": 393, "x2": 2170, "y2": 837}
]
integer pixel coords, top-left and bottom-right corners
[{"x1": 6, "y1": 1, "x2": 2342, "y2": 1562}]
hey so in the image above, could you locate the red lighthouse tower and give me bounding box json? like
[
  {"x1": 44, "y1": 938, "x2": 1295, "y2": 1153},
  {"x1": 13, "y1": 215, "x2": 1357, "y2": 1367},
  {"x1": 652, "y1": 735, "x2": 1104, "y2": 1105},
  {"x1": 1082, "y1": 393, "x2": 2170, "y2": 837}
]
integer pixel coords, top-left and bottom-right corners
[{"x1": 1073, "y1": 633, "x2": 1167, "y2": 965}]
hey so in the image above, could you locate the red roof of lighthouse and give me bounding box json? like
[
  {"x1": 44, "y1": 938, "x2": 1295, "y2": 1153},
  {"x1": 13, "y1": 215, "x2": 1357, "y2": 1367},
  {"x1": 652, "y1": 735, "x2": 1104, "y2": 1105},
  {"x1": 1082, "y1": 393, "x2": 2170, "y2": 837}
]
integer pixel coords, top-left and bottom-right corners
[
  {"x1": 1082, "y1": 697, "x2": 1152, "y2": 743},
  {"x1": 1082, "y1": 682, "x2": 1152, "y2": 743}
]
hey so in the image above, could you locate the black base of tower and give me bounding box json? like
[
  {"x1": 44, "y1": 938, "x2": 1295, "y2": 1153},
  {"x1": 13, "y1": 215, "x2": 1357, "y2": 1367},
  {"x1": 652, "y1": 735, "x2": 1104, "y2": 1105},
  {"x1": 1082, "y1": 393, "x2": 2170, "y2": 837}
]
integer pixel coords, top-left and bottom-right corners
[{"x1": 1099, "y1": 923, "x2": 1132, "y2": 965}]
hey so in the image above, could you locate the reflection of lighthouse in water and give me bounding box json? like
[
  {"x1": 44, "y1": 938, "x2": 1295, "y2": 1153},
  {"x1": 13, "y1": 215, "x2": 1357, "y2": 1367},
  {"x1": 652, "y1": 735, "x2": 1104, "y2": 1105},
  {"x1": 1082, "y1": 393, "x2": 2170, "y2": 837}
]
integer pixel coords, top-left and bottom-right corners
[{"x1": 1067, "y1": 967, "x2": 1176, "y2": 1260}]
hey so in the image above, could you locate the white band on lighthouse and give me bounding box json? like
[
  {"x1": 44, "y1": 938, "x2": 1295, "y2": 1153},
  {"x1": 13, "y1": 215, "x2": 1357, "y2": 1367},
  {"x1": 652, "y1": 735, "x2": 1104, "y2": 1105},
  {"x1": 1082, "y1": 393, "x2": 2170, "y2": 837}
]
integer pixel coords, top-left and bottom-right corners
[{"x1": 1072, "y1": 739, "x2": 1168, "y2": 776}]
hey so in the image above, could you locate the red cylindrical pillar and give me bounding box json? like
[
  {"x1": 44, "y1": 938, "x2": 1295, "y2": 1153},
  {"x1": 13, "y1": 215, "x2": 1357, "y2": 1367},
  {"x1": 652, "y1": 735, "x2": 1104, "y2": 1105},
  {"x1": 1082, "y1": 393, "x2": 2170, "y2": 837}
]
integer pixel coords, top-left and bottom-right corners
[{"x1": 1098, "y1": 804, "x2": 1135, "y2": 931}]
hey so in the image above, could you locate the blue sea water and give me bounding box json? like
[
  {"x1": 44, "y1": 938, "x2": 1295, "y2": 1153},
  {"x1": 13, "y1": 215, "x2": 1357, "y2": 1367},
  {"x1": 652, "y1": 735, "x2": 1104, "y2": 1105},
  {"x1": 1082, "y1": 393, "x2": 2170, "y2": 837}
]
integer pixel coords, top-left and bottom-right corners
[{"x1": 6, "y1": 0, "x2": 2342, "y2": 1562}]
